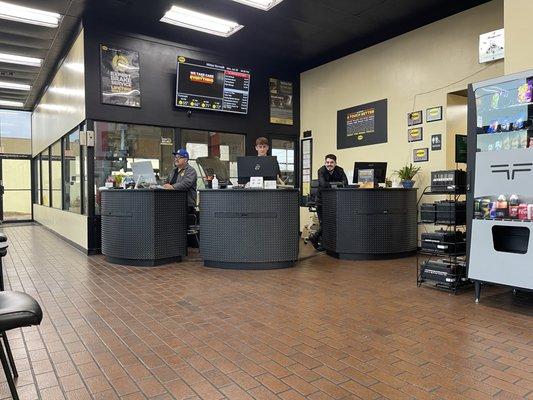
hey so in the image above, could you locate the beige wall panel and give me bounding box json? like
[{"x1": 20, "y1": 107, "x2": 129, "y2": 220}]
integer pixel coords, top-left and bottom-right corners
[
  {"x1": 445, "y1": 94, "x2": 468, "y2": 169},
  {"x1": 504, "y1": 0, "x2": 533, "y2": 74},
  {"x1": 299, "y1": 1, "x2": 504, "y2": 228},
  {"x1": 32, "y1": 30, "x2": 85, "y2": 156},
  {"x1": 33, "y1": 205, "x2": 88, "y2": 250}
]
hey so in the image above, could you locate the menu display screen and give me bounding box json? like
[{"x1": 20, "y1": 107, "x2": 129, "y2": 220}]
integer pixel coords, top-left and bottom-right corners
[{"x1": 176, "y1": 56, "x2": 250, "y2": 114}]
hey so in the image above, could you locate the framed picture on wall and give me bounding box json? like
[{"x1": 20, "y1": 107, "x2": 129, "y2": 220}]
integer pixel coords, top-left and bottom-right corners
[
  {"x1": 408, "y1": 127, "x2": 423, "y2": 142},
  {"x1": 426, "y1": 106, "x2": 443, "y2": 122},
  {"x1": 414, "y1": 147, "x2": 429, "y2": 162},
  {"x1": 269, "y1": 78, "x2": 293, "y2": 125},
  {"x1": 407, "y1": 110, "x2": 422, "y2": 126}
]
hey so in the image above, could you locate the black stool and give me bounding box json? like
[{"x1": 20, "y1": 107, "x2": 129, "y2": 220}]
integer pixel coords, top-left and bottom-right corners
[{"x1": 0, "y1": 291, "x2": 42, "y2": 400}]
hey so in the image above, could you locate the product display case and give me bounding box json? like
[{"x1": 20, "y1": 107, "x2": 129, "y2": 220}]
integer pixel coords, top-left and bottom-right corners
[{"x1": 467, "y1": 70, "x2": 533, "y2": 302}]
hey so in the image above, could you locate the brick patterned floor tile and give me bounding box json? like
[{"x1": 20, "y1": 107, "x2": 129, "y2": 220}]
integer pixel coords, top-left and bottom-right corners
[{"x1": 0, "y1": 226, "x2": 531, "y2": 400}]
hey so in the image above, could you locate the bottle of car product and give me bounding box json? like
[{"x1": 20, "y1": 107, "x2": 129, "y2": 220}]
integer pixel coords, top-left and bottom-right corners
[
  {"x1": 518, "y1": 204, "x2": 529, "y2": 220},
  {"x1": 495, "y1": 194, "x2": 508, "y2": 218},
  {"x1": 528, "y1": 204, "x2": 533, "y2": 220},
  {"x1": 509, "y1": 194, "x2": 520, "y2": 218},
  {"x1": 480, "y1": 198, "x2": 491, "y2": 218},
  {"x1": 490, "y1": 202, "x2": 497, "y2": 219},
  {"x1": 474, "y1": 199, "x2": 481, "y2": 218},
  {"x1": 212, "y1": 175, "x2": 219, "y2": 190}
]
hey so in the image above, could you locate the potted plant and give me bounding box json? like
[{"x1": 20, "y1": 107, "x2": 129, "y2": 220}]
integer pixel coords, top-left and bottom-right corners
[{"x1": 394, "y1": 163, "x2": 421, "y2": 188}]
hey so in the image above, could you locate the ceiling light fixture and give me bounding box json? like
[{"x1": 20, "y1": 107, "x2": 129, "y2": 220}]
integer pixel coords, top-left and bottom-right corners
[
  {"x1": 0, "y1": 52, "x2": 42, "y2": 67},
  {"x1": 229, "y1": 0, "x2": 284, "y2": 11},
  {"x1": 0, "y1": 99, "x2": 23, "y2": 107},
  {"x1": 160, "y1": 5, "x2": 243, "y2": 37},
  {"x1": 0, "y1": 1, "x2": 60, "y2": 28},
  {"x1": 0, "y1": 80, "x2": 31, "y2": 91}
]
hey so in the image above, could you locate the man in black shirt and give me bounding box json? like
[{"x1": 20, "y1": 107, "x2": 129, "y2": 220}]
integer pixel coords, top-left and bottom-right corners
[{"x1": 309, "y1": 154, "x2": 348, "y2": 251}]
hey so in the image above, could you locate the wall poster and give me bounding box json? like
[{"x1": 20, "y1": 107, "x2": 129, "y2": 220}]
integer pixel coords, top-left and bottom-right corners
[
  {"x1": 300, "y1": 138, "x2": 312, "y2": 202},
  {"x1": 100, "y1": 45, "x2": 141, "y2": 107},
  {"x1": 269, "y1": 78, "x2": 293, "y2": 125},
  {"x1": 337, "y1": 99, "x2": 387, "y2": 149}
]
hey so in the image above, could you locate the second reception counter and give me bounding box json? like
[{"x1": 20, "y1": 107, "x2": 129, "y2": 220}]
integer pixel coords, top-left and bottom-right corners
[
  {"x1": 322, "y1": 188, "x2": 417, "y2": 260},
  {"x1": 200, "y1": 188, "x2": 299, "y2": 269}
]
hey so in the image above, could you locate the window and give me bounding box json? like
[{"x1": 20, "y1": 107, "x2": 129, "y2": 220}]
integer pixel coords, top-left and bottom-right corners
[
  {"x1": 34, "y1": 155, "x2": 41, "y2": 205},
  {"x1": 272, "y1": 138, "x2": 295, "y2": 185},
  {"x1": 0, "y1": 110, "x2": 31, "y2": 154},
  {"x1": 64, "y1": 130, "x2": 81, "y2": 213},
  {"x1": 181, "y1": 130, "x2": 245, "y2": 187},
  {"x1": 51, "y1": 140, "x2": 62, "y2": 209},
  {"x1": 41, "y1": 148, "x2": 50, "y2": 207},
  {"x1": 94, "y1": 122, "x2": 175, "y2": 214}
]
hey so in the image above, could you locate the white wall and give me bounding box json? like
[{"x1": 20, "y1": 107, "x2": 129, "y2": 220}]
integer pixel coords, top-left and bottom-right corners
[{"x1": 32, "y1": 29, "x2": 85, "y2": 156}]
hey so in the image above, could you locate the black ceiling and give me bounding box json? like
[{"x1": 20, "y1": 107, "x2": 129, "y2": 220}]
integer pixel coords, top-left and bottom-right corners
[
  {"x1": 0, "y1": 0, "x2": 492, "y2": 111},
  {"x1": 0, "y1": 0, "x2": 86, "y2": 110},
  {"x1": 86, "y1": 0, "x2": 491, "y2": 72}
]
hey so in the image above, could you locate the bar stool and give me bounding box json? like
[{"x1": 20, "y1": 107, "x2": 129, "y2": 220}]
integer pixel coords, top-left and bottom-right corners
[{"x1": 0, "y1": 291, "x2": 43, "y2": 400}]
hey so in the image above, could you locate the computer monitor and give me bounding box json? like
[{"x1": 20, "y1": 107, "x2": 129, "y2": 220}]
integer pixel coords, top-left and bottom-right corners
[
  {"x1": 131, "y1": 161, "x2": 157, "y2": 187},
  {"x1": 353, "y1": 162, "x2": 387, "y2": 185},
  {"x1": 237, "y1": 156, "x2": 279, "y2": 184}
]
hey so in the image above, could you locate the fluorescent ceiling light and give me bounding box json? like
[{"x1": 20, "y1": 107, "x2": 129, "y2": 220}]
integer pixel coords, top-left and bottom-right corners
[
  {"x1": 0, "y1": 1, "x2": 60, "y2": 28},
  {"x1": 160, "y1": 5, "x2": 243, "y2": 37},
  {"x1": 230, "y1": 0, "x2": 284, "y2": 11},
  {"x1": 0, "y1": 81, "x2": 30, "y2": 91},
  {"x1": 0, "y1": 99, "x2": 23, "y2": 107},
  {"x1": 0, "y1": 52, "x2": 42, "y2": 67}
]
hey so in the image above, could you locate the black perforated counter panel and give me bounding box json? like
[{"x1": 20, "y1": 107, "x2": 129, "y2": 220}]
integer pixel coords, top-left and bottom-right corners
[
  {"x1": 199, "y1": 189, "x2": 299, "y2": 269},
  {"x1": 321, "y1": 188, "x2": 417, "y2": 260},
  {"x1": 101, "y1": 189, "x2": 187, "y2": 266}
]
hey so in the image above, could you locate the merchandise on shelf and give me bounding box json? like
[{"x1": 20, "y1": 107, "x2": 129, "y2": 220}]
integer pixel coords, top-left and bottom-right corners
[{"x1": 473, "y1": 194, "x2": 533, "y2": 221}]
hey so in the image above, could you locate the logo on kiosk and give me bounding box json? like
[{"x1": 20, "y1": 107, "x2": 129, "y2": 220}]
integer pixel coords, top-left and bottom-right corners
[
  {"x1": 254, "y1": 164, "x2": 261, "y2": 171},
  {"x1": 490, "y1": 163, "x2": 532, "y2": 180}
]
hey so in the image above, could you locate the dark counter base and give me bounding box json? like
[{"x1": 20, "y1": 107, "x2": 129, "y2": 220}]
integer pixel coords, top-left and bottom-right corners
[
  {"x1": 203, "y1": 260, "x2": 295, "y2": 270},
  {"x1": 105, "y1": 256, "x2": 182, "y2": 267},
  {"x1": 326, "y1": 250, "x2": 417, "y2": 260}
]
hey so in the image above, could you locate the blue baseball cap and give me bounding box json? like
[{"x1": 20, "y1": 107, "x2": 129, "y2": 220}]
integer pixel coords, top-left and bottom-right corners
[{"x1": 172, "y1": 149, "x2": 189, "y2": 158}]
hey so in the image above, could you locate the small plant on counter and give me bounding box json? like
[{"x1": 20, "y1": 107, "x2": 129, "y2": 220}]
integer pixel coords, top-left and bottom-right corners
[{"x1": 394, "y1": 163, "x2": 421, "y2": 188}]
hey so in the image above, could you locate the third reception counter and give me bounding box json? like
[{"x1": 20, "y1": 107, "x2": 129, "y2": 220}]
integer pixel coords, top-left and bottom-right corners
[
  {"x1": 199, "y1": 189, "x2": 299, "y2": 269},
  {"x1": 321, "y1": 188, "x2": 417, "y2": 260}
]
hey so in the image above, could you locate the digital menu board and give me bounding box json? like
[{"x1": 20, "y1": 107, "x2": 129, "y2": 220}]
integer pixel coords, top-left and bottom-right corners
[{"x1": 176, "y1": 56, "x2": 250, "y2": 114}]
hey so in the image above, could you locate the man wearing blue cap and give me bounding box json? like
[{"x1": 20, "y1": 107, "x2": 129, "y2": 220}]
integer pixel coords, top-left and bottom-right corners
[{"x1": 164, "y1": 149, "x2": 197, "y2": 212}]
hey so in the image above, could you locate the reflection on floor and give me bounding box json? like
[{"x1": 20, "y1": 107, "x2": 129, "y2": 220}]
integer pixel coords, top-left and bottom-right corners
[{"x1": 0, "y1": 224, "x2": 531, "y2": 399}]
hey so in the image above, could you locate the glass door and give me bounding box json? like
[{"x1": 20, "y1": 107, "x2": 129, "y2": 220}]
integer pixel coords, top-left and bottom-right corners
[{"x1": 0, "y1": 156, "x2": 32, "y2": 221}]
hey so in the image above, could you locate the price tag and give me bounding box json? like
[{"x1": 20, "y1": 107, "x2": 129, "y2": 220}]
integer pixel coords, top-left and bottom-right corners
[{"x1": 249, "y1": 176, "x2": 263, "y2": 189}]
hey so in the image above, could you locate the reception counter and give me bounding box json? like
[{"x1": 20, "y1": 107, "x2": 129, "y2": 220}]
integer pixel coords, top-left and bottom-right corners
[
  {"x1": 101, "y1": 189, "x2": 188, "y2": 266},
  {"x1": 199, "y1": 189, "x2": 299, "y2": 269},
  {"x1": 322, "y1": 188, "x2": 417, "y2": 260}
]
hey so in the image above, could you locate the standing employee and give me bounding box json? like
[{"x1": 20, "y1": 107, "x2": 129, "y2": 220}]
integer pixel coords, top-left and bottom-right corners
[
  {"x1": 255, "y1": 136, "x2": 284, "y2": 184},
  {"x1": 309, "y1": 154, "x2": 348, "y2": 251},
  {"x1": 164, "y1": 149, "x2": 197, "y2": 213}
]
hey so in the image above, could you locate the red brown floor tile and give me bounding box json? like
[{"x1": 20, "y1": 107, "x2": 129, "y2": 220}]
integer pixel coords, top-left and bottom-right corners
[{"x1": 0, "y1": 224, "x2": 530, "y2": 399}]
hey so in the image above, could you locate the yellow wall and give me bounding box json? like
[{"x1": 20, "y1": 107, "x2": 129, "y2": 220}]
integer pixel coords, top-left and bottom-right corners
[
  {"x1": 300, "y1": 0, "x2": 504, "y2": 227},
  {"x1": 504, "y1": 0, "x2": 533, "y2": 74},
  {"x1": 445, "y1": 94, "x2": 468, "y2": 169}
]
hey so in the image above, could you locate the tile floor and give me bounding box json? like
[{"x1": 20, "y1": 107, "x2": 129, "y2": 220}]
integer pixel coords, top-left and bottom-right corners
[{"x1": 0, "y1": 224, "x2": 531, "y2": 399}]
